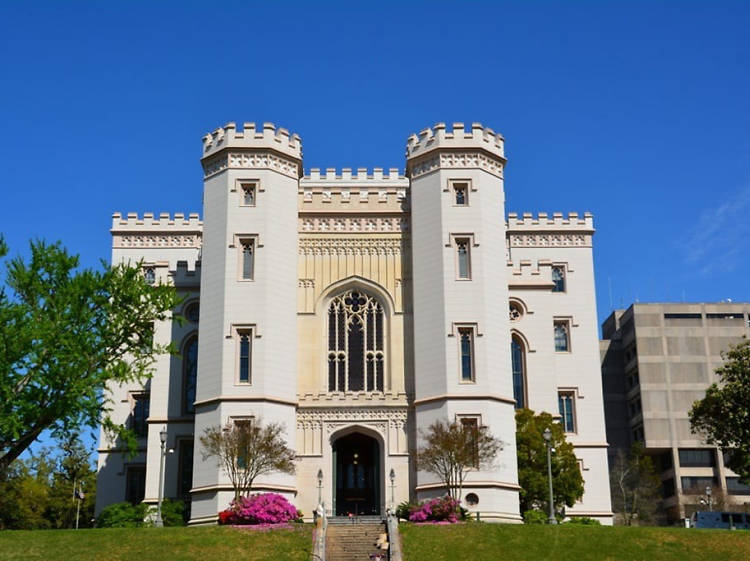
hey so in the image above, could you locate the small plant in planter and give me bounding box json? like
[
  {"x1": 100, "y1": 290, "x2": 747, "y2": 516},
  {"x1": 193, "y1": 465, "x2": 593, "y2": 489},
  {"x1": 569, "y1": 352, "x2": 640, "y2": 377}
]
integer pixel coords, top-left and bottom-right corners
[{"x1": 219, "y1": 493, "x2": 300, "y2": 525}]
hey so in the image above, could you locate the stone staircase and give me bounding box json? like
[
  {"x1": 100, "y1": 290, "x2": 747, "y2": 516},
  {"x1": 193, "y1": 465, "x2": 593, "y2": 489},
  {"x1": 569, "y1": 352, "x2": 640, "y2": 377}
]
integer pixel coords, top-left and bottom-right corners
[{"x1": 326, "y1": 520, "x2": 388, "y2": 561}]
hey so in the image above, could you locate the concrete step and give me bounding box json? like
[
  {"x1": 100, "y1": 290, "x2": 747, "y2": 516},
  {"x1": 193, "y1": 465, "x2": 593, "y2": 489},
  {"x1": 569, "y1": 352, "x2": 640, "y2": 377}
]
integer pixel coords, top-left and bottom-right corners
[{"x1": 326, "y1": 522, "x2": 388, "y2": 561}]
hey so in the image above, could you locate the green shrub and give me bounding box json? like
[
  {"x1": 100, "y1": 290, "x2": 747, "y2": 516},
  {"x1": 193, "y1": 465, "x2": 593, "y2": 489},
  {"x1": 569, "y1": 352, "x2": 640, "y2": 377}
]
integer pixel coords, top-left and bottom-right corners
[
  {"x1": 97, "y1": 502, "x2": 151, "y2": 528},
  {"x1": 395, "y1": 500, "x2": 415, "y2": 521},
  {"x1": 159, "y1": 499, "x2": 185, "y2": 527},
  {"x1": 565, "y1": 516, "x2": 601, "y2": 525},
  {"x1": 522, "y1": 509, "x2": 547, "y2": 524}
]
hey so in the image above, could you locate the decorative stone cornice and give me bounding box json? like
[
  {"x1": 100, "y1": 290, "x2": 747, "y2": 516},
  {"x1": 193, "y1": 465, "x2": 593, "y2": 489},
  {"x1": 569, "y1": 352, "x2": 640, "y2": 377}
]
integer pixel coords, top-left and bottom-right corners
[
  {"x1": 299, "y1": 216, "x2": 409, "y2": 233},
  {"x1": 408, "y1": 151, "x2": 505, "y2": 179},
  {"x1": 298, "y1": 237, "x2": 407, "y2": 255},
  {"x1": 202, "y1": 150, "x2": 301, "y2": 179},
  {"x1": 507, "y1": 233, "x2": 591, "y2": 248}
]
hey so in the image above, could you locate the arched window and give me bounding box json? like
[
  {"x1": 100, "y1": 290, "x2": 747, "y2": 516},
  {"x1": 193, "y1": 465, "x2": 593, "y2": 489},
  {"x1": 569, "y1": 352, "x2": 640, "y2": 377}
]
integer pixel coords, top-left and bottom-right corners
[
  {"x1": 511, "y1": 335, "x2": 526, "y2": 409},
  {"x1": 327, "y1": 289, "x2": 385, "y2": 392},
  {"x1": 182, "y1": 336, "x2": 198, "y2": 414}
]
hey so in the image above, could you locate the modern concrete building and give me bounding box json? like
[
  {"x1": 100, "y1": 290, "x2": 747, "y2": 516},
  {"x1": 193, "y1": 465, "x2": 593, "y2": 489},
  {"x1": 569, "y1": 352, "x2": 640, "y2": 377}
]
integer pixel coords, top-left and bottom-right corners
[
  {"x1": 96, "y1": 121, "x2": 613, "y2": 524},
  {"x1": 601, "y1": 302, "x2": 750, "y2": 522}
]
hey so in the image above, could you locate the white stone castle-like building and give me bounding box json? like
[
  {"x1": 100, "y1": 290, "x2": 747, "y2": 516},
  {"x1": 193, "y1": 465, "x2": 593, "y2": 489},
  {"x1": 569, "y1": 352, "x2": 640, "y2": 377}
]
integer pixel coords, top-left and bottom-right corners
[{"x1": 96, "y1": 122, "x2": 613, "y2": 524}]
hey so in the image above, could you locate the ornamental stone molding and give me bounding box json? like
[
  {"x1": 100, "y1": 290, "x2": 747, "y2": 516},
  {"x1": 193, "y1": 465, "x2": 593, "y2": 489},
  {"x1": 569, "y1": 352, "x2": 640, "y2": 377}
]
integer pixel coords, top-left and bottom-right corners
[
  {"x1": 299, "y1": 216, "x2": 409, "y2": 233},
  {"x1": 408, "y1": 151, "x2": 505, "y2": 179},
  {"x1": 298, "y1": 237, "x2": 407, "y2": 254},
  {"x1": 508, "y1": 233, "x2": 591, "y2": 248},
  {"x1": 202, "y1": 151, "x2": 300, "y2": 179},
  {"x1": 114, "y1": 234, "x2": 202, "y2": 249}
]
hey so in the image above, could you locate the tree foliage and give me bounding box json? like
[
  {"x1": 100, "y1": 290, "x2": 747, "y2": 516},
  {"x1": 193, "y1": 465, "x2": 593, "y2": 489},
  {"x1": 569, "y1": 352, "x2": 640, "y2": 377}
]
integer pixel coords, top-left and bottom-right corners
[
  {"x1": 0, "y1": 238, "x2": 179, "y2": 474},
  {"x1": 689, "y1": 339, "x2": 750, "y2": 482},
  {"x1": 0, "y1": 434, "x2": 96, "y2": 529},
  {"x1": 609, "y1": 443, "x2": 661, "y2": 525},
  {"x1": 200, "y1": 419, "x2": 296, "y2": 502},
  {"x1": 515, "y1": 409, "x2": 584, "y2": 514},
  {"x1": 414, "y1": 419, "x2": 502, "y2": 501}
]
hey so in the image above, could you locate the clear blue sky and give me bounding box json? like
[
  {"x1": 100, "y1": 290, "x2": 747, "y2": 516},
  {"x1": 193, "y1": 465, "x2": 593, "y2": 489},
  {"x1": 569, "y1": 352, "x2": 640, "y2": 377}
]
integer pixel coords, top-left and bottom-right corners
[{"x1": 2, "y1": 1, "x2": 749, "y2": 328}]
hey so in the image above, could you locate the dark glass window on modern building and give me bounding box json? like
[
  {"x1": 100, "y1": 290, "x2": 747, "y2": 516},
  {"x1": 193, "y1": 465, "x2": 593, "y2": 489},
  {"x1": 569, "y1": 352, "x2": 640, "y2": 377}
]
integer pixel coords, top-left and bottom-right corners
[
  {"x1": 678, "y1": 448, "x2": 716, "y2": 468},
  {"x1": 726, "y1": 477, "x2": 750, "y2": 495},
  {"x1": 681, "y1": 476, "x2": 717, "y2": 493},
  {"x1": 125, "y1": 465, "x2": 146, "y2": 505},
  {"x1": 131, "y1": 394, "x2": 150, "y2": 437}
]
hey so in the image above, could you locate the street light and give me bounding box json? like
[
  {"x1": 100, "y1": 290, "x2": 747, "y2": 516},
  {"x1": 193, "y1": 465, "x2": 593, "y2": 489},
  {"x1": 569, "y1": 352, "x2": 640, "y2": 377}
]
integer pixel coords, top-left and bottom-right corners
[
  {"x1": 156, "y1": 427, "x2": 168, "y2": 527},
  {"x1": 389, "y1": 468, "x2": 396, "y2": 510},
  {"x1": 543, "y1": 428, "x2": 557, "y2": 525},
  {"x1": 317, "y1": 469, "x2": 324, "y2": 506}
]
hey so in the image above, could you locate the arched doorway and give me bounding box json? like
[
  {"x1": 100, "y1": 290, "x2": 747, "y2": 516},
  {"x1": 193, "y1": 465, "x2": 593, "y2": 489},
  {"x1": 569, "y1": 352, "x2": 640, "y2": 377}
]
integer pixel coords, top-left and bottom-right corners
[{"x1": 332, "y1": 432, "x2": 381, "y2": 516}]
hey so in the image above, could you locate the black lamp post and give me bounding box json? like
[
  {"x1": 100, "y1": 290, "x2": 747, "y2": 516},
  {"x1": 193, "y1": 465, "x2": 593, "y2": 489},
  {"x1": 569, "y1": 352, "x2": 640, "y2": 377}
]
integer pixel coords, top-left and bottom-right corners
[
  {"x1": 543, "y1": 428, "x2": 557, "y2": 524},
  {"x1": 389, "y1": 468, "x2": 396, "y2": 510},
  {"x1": 156, "y1": 427, "x2": 168, "y2": 527},
  {"x1": 317, "y1": 469, "x2": 324, "y2": 506}
]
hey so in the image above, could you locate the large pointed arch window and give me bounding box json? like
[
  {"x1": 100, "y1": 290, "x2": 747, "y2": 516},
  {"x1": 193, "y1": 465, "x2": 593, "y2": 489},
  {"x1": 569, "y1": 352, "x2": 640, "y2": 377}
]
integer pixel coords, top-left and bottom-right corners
[
  {"x1": 182, "y1": 336, "x2": 198, "y2": 414},
  {"x1": 511, "y1": 335, "x2": 526, "y2": 409},
  {"x1": 327, "y1": 289, "x2": 385, "y2": 392}
]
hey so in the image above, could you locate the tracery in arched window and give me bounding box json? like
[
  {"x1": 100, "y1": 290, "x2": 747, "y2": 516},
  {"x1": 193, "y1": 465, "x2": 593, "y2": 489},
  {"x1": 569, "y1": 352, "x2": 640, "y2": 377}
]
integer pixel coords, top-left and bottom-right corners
[
  {"x1": 327, "y1": 290, "x2": 385, "y2": 392},
  {"x1": 511, "y1": 335, "x2": 526, "y2": 409},
  {"x1": 183, "y1": 336, "x2": 198, "y2": 414}
]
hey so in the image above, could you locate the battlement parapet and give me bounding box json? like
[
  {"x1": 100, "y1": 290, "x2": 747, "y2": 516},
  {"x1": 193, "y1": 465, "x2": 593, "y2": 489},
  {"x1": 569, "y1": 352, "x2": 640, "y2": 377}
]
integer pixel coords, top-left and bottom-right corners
[
  {"x1": 303, "y1": 167, "x2": 407, "y2": 185},
  {"x1": 201, "y1": 122, "x2": 302, "y2": 160},
  {"x1": 506, "y1": 212, "x2": 594, "y2": 231},
  {"x1": 112, "y1": 212, "x2": 203, "y2": 232},
  {"x1": 406, "y1": 122, "x2": 505, "y2": 161}
]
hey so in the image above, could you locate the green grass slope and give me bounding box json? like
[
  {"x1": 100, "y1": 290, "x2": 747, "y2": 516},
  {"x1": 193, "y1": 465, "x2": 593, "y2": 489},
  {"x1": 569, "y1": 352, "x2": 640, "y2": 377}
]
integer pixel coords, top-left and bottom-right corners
[
  {"x1": 0, "y1": 525, "x2": 313, "y2": 561},
  {"x1": 400, "y1": 523, "x2": 750, "y2": 561}
]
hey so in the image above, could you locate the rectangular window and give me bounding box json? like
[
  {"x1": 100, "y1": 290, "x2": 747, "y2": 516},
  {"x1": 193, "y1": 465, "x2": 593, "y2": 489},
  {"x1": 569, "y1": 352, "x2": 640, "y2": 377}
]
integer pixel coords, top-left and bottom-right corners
[
  {"x1": 554, "y1": 320, "x2": 570, "y2": 352},
  {"x1": 177, "y1": 439, "x2": 194, "y2": 502},
  {"x1": 241, "y1": 240, "x2": 254, "y2": 280},
  {"x1": 706, "y1": 313, "x2": 744, "y2": 319},
  {"x1": 460, "y1": 417, "x2": 479, "y2": 467},
  {"x1": 458, "y1": 327, "x2": 475, "y2": 382},
  {"x1": 125, "y1": 465, "x2": 146, "y2": 505},
  {"x1": 235, "y1": 328, "x2": 254, "y2": 384},
  {"x1": 551, "y1": 266, "x2": 566, "y2": 292},
  {"x1": 632, "y1": 424, "x2": 644, "y2": 442},
  {"x1": 452, "y1": 181, "x2": 469, "y2": 206},
  {"x1": 232, "y1": 417, "x2": 255, "y2": 469},
  {"x1": 558, "y1": 391, "x2": 576, "y2": 432},
  {"x1": 131, "y1": 393, "x2": 150, "y2": 437},
  {"x1": 664, "y1": 313, "x2": 702, "y2": 319},
  {"x1": 241, "y1": 182, "x2": 257, "y2": 206},
  {"x1": 661, "y1": 478, "x2": 675, "y2": 498},
  {"x1": 726, "y1": 477, "x2": 750, "y2": 495},
  {"x1": 680, "y1": 476, "x2": 717, "y2": 493},
  {"x1": 456, "y1": 238, "x2": 471, "y2": 279},
  {"x1": 678, "y1": 448, "x2": 716, "y2": 468}
]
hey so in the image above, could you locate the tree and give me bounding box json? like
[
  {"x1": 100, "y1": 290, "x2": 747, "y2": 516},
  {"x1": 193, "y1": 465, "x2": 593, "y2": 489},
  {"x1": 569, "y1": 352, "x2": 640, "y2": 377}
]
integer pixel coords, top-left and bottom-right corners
[
  {"x1": 515, "y1": 409, "x2": 584, "y2": 515},
  {"x1": 0, "y1": 237, "x2": 179, "y2": 474},
  {"x1": 609, "y1": 443, "x2": 661, "y2": 525},
  {"x1": 200, "y1": 419, "x2": 296, "y2": 502},
  {"x1": 46, "y1": 433, "x2": 97, "y2": 529},
  {"x1": 414, "y1": 419, "x2": 502, "y2": 502},
  {"x1": 690, "y1": 339, "x2": 750, "y2": 482}
]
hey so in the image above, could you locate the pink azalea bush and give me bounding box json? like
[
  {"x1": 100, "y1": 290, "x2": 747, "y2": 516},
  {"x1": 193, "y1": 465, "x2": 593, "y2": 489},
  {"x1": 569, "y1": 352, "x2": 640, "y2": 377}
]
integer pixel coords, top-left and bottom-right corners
[
  {"x1": 408, "y1": 496, "x2": 461, "y2": 523},
  {"x1": 219, "y1": 493, "x2": 301, "y2": 525}
]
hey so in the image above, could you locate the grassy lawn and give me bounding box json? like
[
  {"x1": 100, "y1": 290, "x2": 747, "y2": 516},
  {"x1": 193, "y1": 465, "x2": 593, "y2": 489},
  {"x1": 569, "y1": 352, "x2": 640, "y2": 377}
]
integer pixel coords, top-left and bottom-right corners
[
  {"x1": 0, "y1": 525, "x2": 313, "y2": 561},
  {"x1": 400, "y1": 523, "x2": 750, "y2": 561}
]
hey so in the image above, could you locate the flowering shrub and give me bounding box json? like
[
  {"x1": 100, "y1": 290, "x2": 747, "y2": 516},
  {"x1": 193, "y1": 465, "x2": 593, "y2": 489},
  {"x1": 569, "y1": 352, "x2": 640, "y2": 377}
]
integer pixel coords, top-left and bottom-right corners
[
  {"x1": 219, "y1": 493, "x2": 300, "y2": 525},
  {"x1": 408, "y1": 496, "x2": 461, "y2": 523}
]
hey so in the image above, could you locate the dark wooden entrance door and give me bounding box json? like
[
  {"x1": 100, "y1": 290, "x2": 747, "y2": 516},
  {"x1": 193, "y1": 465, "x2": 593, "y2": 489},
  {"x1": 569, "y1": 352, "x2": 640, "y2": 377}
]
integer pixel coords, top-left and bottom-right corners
[{"x1": 333, "y1": 432, "x2": 380, "y2": 516}]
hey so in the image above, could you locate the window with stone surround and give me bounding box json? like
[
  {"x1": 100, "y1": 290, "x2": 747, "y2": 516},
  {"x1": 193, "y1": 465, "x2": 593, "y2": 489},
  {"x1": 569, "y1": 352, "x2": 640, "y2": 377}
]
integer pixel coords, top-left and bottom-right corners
[
  {"x1": 327, "y1": 290, "x2": 385, "y2": 392},
  {"x1": 182, "y1": 335, "x2": 198, "y2": 415},
  {"x1": 233, "y1": 325, "x2": 255, "y2": 384},
  {"x1": 558, "y1": 391, "x2": 576, "y2": 432},
  {"x1": 458, "y1": 327, "x2": 475, "y2": 383},
  {"x1": 125, "y1": 465, "x2": 146, "y2": 505},
  {"x1": 240, "y1": 181, "x2": 257, "y2": 206},
  {"x1": 451, "y1": 180, "x2": 470, "y2": 206},
  {"x1": 455, "y1": 238, "x2": 472, "y2": 280},
  {"x1": 459, "y1": 416, "x2": 480, "y2": 467},
  {"x1": 241, "y1": 239, "x2": 255, "y2": 280},
  {"x1": 130, "y1": 393, "x2": 150, "y2": 438},
  {"x1": 554, "y1": 320, "x2": 570, "y2": 352},
  {"x1": 511, "y1": 335, "x2": 527, "y2": 409},
  {"x1": 552, "y1": 266, "x2": 566, "y2": 292}
]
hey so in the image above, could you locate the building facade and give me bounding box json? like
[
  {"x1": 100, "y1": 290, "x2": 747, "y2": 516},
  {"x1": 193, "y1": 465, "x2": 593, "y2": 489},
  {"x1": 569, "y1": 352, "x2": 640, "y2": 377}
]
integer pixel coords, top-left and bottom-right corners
[
  {"x1": 96, "y1": 122, "x2": 613, "y2": 524},
  {"x1": 601, "y1": 302, "x2": 750, "y2": 522}
]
